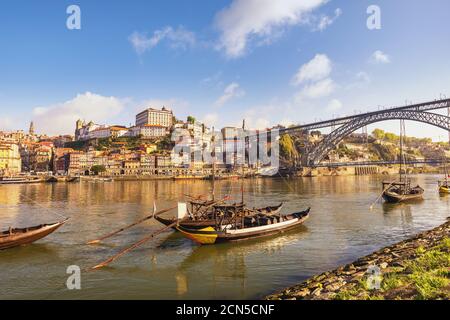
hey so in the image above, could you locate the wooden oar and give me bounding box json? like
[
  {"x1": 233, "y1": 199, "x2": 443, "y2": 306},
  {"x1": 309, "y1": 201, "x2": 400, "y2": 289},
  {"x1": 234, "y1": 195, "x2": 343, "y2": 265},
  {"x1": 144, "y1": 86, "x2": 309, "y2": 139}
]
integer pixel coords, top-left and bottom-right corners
[
  {"x1": 86, "y1": 205, "x2": 177, "y2": 245},
  {"x1": 89, "y1": 220, "x2": 179, "y2": 270},
  {"x1": 370, "y1": 182, "x2": 395, "y2": 210}
]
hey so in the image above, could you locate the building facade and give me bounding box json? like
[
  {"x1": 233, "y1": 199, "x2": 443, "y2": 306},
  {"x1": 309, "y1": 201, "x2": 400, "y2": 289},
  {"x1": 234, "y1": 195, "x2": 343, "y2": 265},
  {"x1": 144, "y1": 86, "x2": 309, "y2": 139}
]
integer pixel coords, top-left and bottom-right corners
[
  {"x1": 0, "y1": 143, "x2": 22, "y2": 175},
  {"x1": 89, "y1": 126, "x2": 128, "y2": 140},
  {"x1": 30, "y1": 145, "x2": 53, "y2": 172},
  {"x1": 127, "y1": 125, "x2": 168, "y2": 139},
  {"x1": 135, "y1": 107, "x2": 173, "y2": 128},
  {"x1": 75, "y1": 120, "x2": 104, "y2": 141}
]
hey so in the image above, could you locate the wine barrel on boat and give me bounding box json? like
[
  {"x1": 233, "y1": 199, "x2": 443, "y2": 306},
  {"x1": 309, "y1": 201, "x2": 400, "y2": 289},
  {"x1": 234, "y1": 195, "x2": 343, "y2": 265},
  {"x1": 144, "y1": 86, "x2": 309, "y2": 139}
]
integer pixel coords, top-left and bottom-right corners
[{"x1": 0, "y1": 219, "x2": 67, "y2": 250}]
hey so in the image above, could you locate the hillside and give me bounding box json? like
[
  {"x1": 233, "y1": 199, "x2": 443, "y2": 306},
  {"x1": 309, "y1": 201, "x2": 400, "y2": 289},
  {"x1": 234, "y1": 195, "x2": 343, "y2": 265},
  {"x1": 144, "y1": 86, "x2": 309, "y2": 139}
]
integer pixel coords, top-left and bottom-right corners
[{"x1": 279, "y1": 129, "x2": 450, "y2": 166}]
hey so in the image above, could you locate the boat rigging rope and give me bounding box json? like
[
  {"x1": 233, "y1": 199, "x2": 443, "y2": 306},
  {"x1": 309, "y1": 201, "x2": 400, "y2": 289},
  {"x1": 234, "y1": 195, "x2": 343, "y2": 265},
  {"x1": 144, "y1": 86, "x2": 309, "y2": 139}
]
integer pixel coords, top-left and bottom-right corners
[
  {"x1": 18, "y1": 192, "x2": 68, "y2": 221},
  {"x1": 276, "y1": 171, "x2": 297, "y2": 193}
]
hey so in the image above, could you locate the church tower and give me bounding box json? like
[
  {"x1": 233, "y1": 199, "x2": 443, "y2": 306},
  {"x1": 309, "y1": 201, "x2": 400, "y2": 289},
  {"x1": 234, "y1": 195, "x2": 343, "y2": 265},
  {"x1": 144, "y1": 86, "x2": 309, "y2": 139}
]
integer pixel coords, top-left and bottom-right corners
[
  {"x1": 29, "y1": 121, "x2": 35, "y2": 135},
  {"x1": 75, "y1": 119, "x2": 83, "y2": 140},
  {"x1": 76, "y1": 119, "x2": 83, "y2": 130}
]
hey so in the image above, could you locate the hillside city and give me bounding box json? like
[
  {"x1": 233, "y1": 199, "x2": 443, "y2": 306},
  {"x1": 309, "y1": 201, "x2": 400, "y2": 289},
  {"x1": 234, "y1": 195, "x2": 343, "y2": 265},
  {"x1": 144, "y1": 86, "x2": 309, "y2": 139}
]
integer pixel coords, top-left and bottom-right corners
[{"x1": 0, "y1": 106, "x2": 449, "y2": 178}]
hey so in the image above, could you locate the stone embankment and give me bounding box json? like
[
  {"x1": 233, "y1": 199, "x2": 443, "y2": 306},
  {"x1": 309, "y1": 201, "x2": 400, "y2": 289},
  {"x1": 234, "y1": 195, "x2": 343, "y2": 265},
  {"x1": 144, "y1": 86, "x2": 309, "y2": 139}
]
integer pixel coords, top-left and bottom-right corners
[
  {"x1": 267, "y1": 219, "x2": 450, "y2": 300},
  {"x1": 298, "y1": 165, "x2": 441, "y2": 177}
]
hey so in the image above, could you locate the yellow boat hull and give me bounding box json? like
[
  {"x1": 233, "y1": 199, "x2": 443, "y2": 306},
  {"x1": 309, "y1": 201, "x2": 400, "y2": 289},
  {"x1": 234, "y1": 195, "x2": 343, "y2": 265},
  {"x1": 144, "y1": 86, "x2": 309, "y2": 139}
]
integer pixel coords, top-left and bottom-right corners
[
  {"x1": 439, "y1": 186, "x2": 450, "y2": 194},
  {"x1": 176, "y1": 226, "x2": 218, "y2": 245}
]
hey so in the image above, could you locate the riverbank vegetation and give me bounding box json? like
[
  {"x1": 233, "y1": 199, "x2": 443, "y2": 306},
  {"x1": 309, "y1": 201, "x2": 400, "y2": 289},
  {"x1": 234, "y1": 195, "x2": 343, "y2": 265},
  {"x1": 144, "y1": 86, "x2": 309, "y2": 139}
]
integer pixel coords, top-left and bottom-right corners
[
  {"x1": 334, "y1": 237, "x2": 450, "y2": 300},
  {"x1": 267, "y1": 220, "x2": 450, "y2": 300}
]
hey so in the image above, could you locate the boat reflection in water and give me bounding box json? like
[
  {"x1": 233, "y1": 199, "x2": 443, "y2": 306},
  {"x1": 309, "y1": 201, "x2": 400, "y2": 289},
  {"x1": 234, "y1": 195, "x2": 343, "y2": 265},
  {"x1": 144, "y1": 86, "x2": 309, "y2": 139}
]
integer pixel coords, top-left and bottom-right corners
[
  {"x1": 159, "y1": 225, "x2": 309, "y2": 298},
  {"x1": 382, "y1": 202, "x2": 414, "y2": 229}
]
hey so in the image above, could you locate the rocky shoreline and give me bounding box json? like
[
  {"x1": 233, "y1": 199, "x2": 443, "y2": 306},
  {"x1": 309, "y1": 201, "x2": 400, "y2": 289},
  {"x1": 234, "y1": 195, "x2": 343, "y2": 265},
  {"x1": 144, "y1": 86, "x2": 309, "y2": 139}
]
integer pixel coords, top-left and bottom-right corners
[{"x1": 267, "y1": 219, "x2": 450, "y2": 300}]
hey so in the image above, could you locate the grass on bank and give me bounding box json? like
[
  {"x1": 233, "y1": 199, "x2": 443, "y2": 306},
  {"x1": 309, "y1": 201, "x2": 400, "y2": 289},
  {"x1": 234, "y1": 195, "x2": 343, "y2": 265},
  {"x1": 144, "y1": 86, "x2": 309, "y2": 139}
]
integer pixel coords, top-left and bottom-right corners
[{"x1": 333, "y1": 237, "x2": 450, "y2": 300}]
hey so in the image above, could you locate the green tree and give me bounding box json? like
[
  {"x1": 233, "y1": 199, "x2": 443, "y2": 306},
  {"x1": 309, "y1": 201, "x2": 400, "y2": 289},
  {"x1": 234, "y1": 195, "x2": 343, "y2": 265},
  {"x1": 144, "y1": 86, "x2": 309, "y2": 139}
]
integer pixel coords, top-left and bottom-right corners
[
  {"x1": 91, "y1": 165, "x2": 106, "y2": 175},
  {"x1": 157, "y1": 135, "x2": 174, "y2": 151},
  {"x1": 372, "y1": 129, "x2": 385, "y2": 140},
  {"x1": 187, "y1": 116, "x2": 196, "y2": 124},
  {"x1": 279, "y1": 134, "x2": 298, "y2": 162},
  {"x1": 384, "y1": 132, "x2": 399, "y2": 143}
]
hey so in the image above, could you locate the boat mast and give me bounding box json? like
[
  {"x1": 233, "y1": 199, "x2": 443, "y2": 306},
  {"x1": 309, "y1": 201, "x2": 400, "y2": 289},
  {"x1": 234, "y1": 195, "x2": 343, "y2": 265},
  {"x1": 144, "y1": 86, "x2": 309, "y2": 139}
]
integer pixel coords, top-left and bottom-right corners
[
  {"x1": 241, "y1": 119, "x2": 245, "y2": 205},
  {"x1": 444, "y1": 133, "x2": 449, "y2": 183},
  {"x1": 212, "y1": 164, "x2": 216, "y2": 201},
  {"x1": 399, "y1": 120, "x2": 404, "y2": 182},
  {"x1": 444, "y1": 154, "x2": 449, "y2": 184},
  {"x1": 240, "y1": 177, "x2": 244, "y2": 205},
  {"x1": 212, "y1": 126, "x2": 216, "y2": 201}
]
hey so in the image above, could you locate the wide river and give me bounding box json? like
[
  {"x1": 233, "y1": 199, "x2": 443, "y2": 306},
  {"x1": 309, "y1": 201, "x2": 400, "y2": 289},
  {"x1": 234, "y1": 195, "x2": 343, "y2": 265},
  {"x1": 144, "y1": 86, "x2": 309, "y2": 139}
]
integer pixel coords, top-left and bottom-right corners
[{"x1": 1, "y1": 174, "x2": 449, "y2": 299}]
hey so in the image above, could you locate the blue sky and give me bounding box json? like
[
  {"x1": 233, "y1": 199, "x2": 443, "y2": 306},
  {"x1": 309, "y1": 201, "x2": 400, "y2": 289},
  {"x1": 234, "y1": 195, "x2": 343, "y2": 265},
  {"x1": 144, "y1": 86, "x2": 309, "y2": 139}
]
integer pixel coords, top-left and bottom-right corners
[{"x1": 1, "y1": 0, "x2": 450, "y2": 140}]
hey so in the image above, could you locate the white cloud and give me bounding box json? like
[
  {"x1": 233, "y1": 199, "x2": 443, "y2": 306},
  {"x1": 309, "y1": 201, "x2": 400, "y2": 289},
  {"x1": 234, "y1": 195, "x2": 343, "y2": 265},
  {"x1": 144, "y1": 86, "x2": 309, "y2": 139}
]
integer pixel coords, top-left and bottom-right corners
[
  {"x1": 345, "y1": 71, "x2": 371, "y2": 90},
  {"x1": 202, "y1": 113, "x2": 219, "y2": 127},
  {"x1": 292, "y1": 54, "x2": 336, "y2": 101},
  {"x1": 326, "y1": 99, "x2": 343, "y2": 112},
  {"x1": 279, "y1": 118, "x2": 295, "y2": 127},
  {"x1": 370, "y1": 50, "x2": 391, "y2": 64},
  {"x1": 240, "y1": 103, "x2": 288, "y2": 129},
  {"x1": 315, "y1": 8, "x2": 342, "y2": 31},
  {"x1": 215, "y1": 0, "x2": 327, "y2": 58},
  {"x1": 214, "y1": 82, "x2": 245, "y2": 107},
  {"x1": 292, "y1": 53, "x2": 332, "y2": 85},
  {"x1": 251, "y1": 118, "x2": 271, "y2": 130},
  {"x1": 242, "y1": 109, "x2": 271, "y2": 129},
  {"x1": 138, "y1": 97, "x2": 190, "y2": 122},
  {"x1": 140, "y1": 98, "x2": 189, "y2": 112},
  {"x1": 32, "y1": 92, "x2": 125, "y2": 135},
  {"x1": 129, "y1": 26, "x2": 196, "y2": 55},
  {"x1": 355, "y1": 71, "x2": 371, "y2": 84},
  {"x1": 298, "y1": 78, "x2": 336, "y2": 99},
  {"x1": 200, "y1": 71, "x2": 224, "y2": 89},
  {"x1": 0, "y1": 116, "x2": 14, "y2": 131}
]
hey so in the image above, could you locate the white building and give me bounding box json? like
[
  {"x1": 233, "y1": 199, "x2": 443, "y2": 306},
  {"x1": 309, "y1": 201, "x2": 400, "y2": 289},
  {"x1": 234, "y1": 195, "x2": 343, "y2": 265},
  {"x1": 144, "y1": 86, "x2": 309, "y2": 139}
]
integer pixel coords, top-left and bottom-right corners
[
  {"x1": 89, "y1": 126, "x2": 128, "y2": 140},
  {"x1": 75, "y1": 120, "x2": 104, "y2": 141},
  {"x1": 127, "y1": 125, "x2": 168, "y2": 139},
  {"x1": 171, "y1": 120, "x2": 214, "y2": 165},
  {"x1": 135, "y1": 107, "x2": 173, "y2": 128}
]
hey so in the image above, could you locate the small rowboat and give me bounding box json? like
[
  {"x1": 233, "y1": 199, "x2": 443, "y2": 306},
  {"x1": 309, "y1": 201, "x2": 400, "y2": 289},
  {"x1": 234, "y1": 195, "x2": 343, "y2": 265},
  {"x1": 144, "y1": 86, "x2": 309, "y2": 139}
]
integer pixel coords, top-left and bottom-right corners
[
  {"x1": 439, "y1": 185, "x2": 450, "y2": 194},
  {"x1": 175, "y1": 208, "x2": 310, "y2": 245},
  {"x1": 0, "y1": 219, "x2": 67, "y2": 250},
  {"x1": 155, "y1": 203, "x2": 283, "y2": 230},
  {"x1": 438, "y1": 181, "x2": 450, "y2": 194}
]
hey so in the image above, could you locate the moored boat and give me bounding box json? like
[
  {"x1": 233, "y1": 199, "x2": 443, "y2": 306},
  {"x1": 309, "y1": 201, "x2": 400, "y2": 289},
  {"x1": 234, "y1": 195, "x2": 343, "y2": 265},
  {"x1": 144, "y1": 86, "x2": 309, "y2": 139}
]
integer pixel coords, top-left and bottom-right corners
[
  {"x1": 438, "y1": 160, "x2": 450, "y2": 194},
  {"x1": 67, "y1": 176, "x2": 81, "y2": 183},
  {"x1": 46, "y1": 176, "x2": 59, "y2": 183},
  {"x1": 0, "y1": 219, "x2": 67, "y2": 250},
  {"x1": 382, "y1": 181, "x2": 424, "y2": 203},
  {"x1": 382, "y1": 120, "x2": 424, "y2": 204},
  {"x1": 438, "y1": 181, "x2": 450, "y2": 194},
  {"x1": 155, "y1": 203, "x2": 283, "y2": 230},
  {"x1": 0, "y1": 177, "x2": 42, "y2": 185},
  {"x1": 175, "y1": 208, "x2": 310, "y2": 245}
]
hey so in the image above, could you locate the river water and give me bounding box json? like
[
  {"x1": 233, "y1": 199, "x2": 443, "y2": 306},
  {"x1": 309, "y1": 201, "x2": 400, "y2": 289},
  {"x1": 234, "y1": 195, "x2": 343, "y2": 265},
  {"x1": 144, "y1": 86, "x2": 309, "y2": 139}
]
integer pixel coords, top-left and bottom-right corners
[{"x1": 0, "y1": 175, "x2": 449, "y2": 299}]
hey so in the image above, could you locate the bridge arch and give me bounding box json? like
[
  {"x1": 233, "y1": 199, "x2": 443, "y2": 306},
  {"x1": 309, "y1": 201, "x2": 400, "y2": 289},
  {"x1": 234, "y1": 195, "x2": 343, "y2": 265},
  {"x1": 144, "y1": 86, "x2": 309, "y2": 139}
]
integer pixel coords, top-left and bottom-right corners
[{"x1": 308, "y1": 110, "x2": 450, "y2": 166}]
